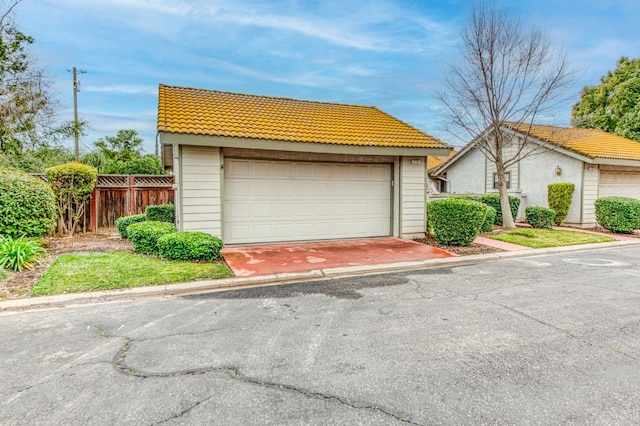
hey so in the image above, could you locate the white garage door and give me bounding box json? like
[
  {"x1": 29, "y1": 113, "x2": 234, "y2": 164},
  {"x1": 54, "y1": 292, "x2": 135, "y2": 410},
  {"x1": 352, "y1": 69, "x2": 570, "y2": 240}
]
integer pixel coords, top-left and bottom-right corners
[
  {"x1": 223, "y1": 159, "x2": 392, "y2": 244},
  {"x1": 599, "y1": 171, "x2": 640, "y2": 199}
]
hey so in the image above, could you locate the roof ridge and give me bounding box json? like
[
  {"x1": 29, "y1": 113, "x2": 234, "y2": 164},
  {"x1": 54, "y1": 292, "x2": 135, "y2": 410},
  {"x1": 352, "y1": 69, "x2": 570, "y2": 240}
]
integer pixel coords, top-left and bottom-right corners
[{"x1": 158, "y1": 83, "x2": 378, "y2": 110}]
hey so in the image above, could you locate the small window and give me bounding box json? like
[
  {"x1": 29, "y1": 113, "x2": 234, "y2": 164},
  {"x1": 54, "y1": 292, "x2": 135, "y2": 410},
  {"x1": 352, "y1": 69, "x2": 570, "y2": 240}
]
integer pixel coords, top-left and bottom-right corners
[
  {"x1": 438, "y1": 179, "x2": 447, "y2": 193},
  {"x1": 493, "y1": 172, "x2": 511, "y2": 190}
]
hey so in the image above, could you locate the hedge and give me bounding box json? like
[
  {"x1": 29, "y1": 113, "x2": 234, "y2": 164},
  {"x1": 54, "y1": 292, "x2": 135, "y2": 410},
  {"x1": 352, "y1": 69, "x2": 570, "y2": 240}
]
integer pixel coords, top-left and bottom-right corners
[
  {"x1": 127, "y1": 221, "x2": 177, "y2": 255},
  {"x1": 429, "y1": 198, "x2": 487, "y2": 245},
  {"x1": 595, "y1": 196, "x2": 640, "y2": 233},
  {"x1": 0, "y1": 169, "x2": 57, "y2": 238},
  {"x1": 115, "y1": 214, "x2": 147, "y2": 239},
  {"x1": 476, "y1": 194, "x2": 521, "y2": 226},
  {"x1": 157, "y1": 231, "x2": 224, "y2": 261},
  {"x1": 481, "y1": 206, "x2": 497, "y2": 232},
  {"x1": 548, "y1": 183, "x2": 574, "y2": 225},
  {"x1": 145, "y1": 204, "x2": 175, "y2": 224},
  {"x1": 525, "y1": 206, "x2": 556, "y2": 229}
]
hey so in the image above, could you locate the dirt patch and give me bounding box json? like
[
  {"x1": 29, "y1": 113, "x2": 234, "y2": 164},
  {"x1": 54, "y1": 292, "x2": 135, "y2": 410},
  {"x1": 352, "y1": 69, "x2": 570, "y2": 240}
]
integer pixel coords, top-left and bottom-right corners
[
  {"x1": 414, "y1": 233, "x2": 503, "y2": 256},
  {"x1": 1, "y1": 233, "x2": 132, "y2": 300}
]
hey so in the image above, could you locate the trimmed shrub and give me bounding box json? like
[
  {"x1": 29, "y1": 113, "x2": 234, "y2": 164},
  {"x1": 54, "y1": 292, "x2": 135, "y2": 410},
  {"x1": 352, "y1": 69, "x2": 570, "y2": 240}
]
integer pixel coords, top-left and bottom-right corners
[
  {"x1": 157, "y1": 231, "x2": 224, "y2": 261},
  {"x1": 0, "y1": 169, "x2": 57, "y2": 238},
  {"x1": 477, "y1": 194, "x2": 521, "y2": 226},
  {"x1": 429, "y1": 198, "x2": 487, "y2": 245},
  {"x1": 45, "y1": 162, "x2": 98, "y2": 236},
  {"x1": 0, "y1": 236, "x2": 47, "y2": 272},
  {"x1": 481, "y1": 206, "x2": 497, "y2": 232},
  {"x1": 525, "y1": 206, "x2": 556, "y2": 229},
  {"x1": 426, "y1": 201, "x2": 434, "y2": 234},
  {"x1": 127, "y1": 221, "x2": 176, "y2": 255},
  {"x1": 548, "y1": 183, "x2": 575, "y2": 225},
  {"x1": 115, "y1": 214, "x2": 147, "y2": 239},
  {"x1": 145, "y1": 203, "x2": 175, "y2": 224},
  {"x1": 595, "y1": 196, "x2": 640, "y2": 233}
]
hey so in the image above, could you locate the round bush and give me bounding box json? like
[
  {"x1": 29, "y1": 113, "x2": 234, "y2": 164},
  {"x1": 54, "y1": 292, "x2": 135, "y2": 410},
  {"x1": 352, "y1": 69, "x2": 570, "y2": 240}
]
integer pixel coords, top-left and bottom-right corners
[
  {"x1": 595, "y1": 196, "x2": 640, "y2": 233},
  {"x1": 525, "y1": 206, "x2": 556, "y2": 229},
  {"x1": 157, "y1": 231, "x2": 224, "y2": 261},
  {"x1": 481, "y1": 206, "x2": 497, "y2": 232},
  {"x1": 0, "y1": 169, "x2": 57, "y2": 238},
  {"x1": 430, "y1": 198, "x2": 487, "y2": 246},
  {"x1": 145, "y1": 204, "x2": 175, "y2": 224},
  {"x1": 127, "y1": 221, "x2": 176, "y2": 255},
  {"x1": 115, "y1": 214, "x2": 147, "y2": 239}
]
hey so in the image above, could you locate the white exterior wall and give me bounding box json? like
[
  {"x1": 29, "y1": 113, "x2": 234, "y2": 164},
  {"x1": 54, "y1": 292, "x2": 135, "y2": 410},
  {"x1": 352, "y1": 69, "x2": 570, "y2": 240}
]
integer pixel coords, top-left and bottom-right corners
[
  {"x1": 445, "y1": 148, "x2": 486, "y2": 194},
  {"x1": 484, "y1": 141, "x2": 520, "y2": 193},
  {"x1": 400, "y1": 156, "x2": 427, "y2": 238},
  {"x1": 518, "y1": 149, "x2": 584, "y2": 225},
  {"x1": 179, "y1": 145, "x2": 222, "y2": 236}
]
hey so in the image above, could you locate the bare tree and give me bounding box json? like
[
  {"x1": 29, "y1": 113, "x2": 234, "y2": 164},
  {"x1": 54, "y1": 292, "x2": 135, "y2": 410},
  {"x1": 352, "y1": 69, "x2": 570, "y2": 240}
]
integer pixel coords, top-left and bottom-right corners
[{"x1": 438, "y1": 2, "x2": 575, "y2": 228}]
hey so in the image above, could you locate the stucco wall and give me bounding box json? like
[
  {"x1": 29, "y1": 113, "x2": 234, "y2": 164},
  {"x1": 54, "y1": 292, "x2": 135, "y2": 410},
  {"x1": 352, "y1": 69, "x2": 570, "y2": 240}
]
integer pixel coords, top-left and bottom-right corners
[
  {"x1": 445, "y1": 148, "x2": 486, "y2": 194},
  {"x1": 518, "y1": 149, "x2": 584, "y2": 225}
]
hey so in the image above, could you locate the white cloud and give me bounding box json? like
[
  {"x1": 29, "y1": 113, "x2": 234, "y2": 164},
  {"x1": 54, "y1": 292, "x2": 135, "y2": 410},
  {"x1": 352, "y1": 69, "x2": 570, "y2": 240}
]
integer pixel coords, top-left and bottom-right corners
[{"x1": 82, "y1": 84, "x2": 158, "y2": 96}]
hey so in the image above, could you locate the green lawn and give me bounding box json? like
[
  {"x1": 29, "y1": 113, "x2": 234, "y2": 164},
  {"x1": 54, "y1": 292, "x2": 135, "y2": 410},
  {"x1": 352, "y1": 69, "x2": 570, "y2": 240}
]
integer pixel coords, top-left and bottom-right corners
[
  {"x1": 489, "y1": 229, "x2": 616, "y2": 249},
  {"x1": 32, "y1": 252, "x2": 233, "y2": 295}
]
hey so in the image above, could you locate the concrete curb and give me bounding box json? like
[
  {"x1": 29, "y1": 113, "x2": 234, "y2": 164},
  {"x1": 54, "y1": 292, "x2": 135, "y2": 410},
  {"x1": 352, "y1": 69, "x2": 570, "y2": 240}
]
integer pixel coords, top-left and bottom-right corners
[{"x1": 2, "y1": 238, "x2": 639, "y2": 313}]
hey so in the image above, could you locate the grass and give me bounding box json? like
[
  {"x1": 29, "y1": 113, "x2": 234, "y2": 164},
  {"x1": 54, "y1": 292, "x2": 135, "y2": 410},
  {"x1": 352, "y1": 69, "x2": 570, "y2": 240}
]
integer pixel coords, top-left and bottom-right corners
[
  {"x1": 32, "y1": 252, "x2": 233, "y2": 295},
  {"x1": 489, "y1": 228, "x2": 616, "y2": 249}
]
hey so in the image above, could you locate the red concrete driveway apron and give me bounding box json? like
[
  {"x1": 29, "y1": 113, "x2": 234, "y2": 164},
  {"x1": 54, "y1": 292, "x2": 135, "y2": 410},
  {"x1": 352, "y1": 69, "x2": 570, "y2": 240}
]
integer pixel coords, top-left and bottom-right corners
[{"x1": 221, "y1": 237, "x2": 455, "y2": 277}]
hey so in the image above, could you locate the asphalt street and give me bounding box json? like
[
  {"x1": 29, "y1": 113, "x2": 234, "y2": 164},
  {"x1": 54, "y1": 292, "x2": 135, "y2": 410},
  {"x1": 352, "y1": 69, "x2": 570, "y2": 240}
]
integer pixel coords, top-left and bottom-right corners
[{"x1": 2, "y1": 245, "x2": 640, "y2": 425}]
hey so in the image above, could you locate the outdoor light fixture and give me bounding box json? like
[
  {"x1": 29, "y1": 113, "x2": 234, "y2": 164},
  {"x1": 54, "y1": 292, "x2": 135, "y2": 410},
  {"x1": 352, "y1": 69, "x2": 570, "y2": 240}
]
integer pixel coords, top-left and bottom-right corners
[{"x1": 555, "y1": 165, "x2": 562, "y2": 176}]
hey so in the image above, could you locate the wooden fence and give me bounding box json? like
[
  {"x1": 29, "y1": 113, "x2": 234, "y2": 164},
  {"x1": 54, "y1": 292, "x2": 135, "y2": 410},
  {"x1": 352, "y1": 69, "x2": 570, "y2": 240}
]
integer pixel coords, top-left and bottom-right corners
[
  {"x1": 91, "y1": 175, "x2": 175, "y2": 232},
  {"x1": 32, "y1": 174, "x2": 175, "y2": 233}
]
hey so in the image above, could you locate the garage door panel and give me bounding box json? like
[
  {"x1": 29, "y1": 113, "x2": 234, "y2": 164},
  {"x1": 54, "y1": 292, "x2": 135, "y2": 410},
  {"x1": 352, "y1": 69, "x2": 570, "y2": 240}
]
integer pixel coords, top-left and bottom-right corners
[
  {"x1": 599, "y1": 171, "x2": 640, "y2": 199},
  {"x1": 224, "y1": 159, "x2": 392, "y2": 244}
]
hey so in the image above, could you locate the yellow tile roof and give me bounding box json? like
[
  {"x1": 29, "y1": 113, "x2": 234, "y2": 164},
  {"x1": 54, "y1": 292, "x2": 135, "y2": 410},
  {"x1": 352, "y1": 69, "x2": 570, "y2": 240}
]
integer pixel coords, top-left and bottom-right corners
[
  {"x1": 427, "y1": 152, "x2": 456, "y2": 170},
  {"x1": 505, "y1": 122, "x2": 640, "y2": 161},
  {"x1": 158, "y1": 84, "x2": 450, "y2": 149}
]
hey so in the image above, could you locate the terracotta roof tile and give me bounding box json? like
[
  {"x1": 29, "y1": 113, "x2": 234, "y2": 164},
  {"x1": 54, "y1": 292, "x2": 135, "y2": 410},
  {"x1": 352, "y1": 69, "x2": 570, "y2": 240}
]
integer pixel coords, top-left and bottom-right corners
[
  {"x1": 505, "y1": 122, "x2": 640, "y2": 161},
  {"x1": 158, "y1": 84, "x2": 450, "y2": 149}
]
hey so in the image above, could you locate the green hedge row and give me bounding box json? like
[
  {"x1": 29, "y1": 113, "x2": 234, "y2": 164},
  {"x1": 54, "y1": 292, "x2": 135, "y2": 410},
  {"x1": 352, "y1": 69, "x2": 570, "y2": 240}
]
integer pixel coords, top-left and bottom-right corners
[
  {"x1": 157, "y1": 232, "x2": 224, "y2": 261},
  {"x1": 595, "y1": 196, "x2": 640, "y2": 233}
]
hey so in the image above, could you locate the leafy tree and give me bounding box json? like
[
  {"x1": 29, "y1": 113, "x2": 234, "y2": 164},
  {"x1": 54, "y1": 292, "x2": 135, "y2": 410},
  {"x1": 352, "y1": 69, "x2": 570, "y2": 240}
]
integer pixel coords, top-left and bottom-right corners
[
  {"x1": 572, "y1": 57, "x2": 640, "y2": 141},
  {"x1": 94, "y1": 129, "x2": 144, "y2": 162},
  {"x1": 0, "y1": 1, "x2": 77, "y2": 172},
  {"x1": 102, "y1": 154, "x2": 164, "y2": 175},
  {"x1": 45, "y1": 162, "x2": 97, "y2": 236},
  {"x1": 438, "y1": 2, "x2": 574, "y2": 228}
]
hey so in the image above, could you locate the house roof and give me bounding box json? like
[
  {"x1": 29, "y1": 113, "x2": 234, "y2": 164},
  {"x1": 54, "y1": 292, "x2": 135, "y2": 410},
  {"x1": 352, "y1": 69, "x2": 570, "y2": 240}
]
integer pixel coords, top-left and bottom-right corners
[
  {"x1": 427, "y1": 152, "x2": 456, "y2": 171},
  {"x1": 431, "y1": 123, "x2": 640, "y2": 176},
  {"x1": 157, "y1": 84, "x2": 450, "y2": 149},
  {"x1": 505, "y1": 123, "x2": 640, "y2": 162}
]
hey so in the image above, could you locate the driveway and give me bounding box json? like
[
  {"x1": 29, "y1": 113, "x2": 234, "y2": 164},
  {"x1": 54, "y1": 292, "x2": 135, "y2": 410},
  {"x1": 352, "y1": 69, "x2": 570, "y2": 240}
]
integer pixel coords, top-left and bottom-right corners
[{"x1": 2, "y1": 245, "x2": 640, "y2": 424}]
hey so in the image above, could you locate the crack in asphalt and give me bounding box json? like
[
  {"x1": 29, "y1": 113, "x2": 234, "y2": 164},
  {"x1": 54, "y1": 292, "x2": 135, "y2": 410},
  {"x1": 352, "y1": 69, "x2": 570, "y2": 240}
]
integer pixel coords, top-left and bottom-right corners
[
  {"x1": 477, "y1": 298, "x2": 640, "y2": 361},
  {"x1": 151, "y1": 395, "x2": 216, "y2": 425},
  {"x1": 110, "y1": 337, "x2": 420, "y2": 425}
]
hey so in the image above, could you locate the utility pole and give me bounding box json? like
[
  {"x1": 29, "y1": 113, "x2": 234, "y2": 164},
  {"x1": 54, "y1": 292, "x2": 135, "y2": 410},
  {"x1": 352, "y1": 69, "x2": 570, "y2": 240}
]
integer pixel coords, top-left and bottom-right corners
[{"x1": 68, "y1": 67, "x2": 87, "y2": 161}]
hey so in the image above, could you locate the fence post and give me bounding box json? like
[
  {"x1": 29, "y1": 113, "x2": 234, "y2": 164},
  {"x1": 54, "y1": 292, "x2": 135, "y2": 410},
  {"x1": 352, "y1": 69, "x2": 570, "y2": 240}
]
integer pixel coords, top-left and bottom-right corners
[
  {"x1": 129, "y1": 175, "x2": 135, "y2": 215},
  {"x1": 90, "y1": 187, "x2": 97, "y2": 233}
]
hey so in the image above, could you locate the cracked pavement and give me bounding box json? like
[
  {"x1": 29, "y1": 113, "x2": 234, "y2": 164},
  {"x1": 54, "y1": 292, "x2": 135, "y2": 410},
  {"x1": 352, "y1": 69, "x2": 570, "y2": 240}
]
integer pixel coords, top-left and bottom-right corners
[{"x1": 2, "y1": 246, "x2": 640, "y2": 424}]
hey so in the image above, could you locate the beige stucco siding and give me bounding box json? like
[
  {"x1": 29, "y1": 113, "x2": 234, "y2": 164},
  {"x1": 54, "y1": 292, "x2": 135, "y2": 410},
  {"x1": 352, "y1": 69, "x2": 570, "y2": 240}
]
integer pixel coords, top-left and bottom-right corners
[
  {"x1": 180, "y1": 145, "x2": 222, "y2": 236},
  {"x1": 400, "y1": 157, "x2": 427, "y2": 237}
]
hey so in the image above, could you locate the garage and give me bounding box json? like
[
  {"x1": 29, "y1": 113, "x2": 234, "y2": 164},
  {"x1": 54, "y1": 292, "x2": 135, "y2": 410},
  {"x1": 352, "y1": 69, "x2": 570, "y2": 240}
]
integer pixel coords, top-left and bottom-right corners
[
  {"x1": 599, "y1": 167, "x2": 640, "y2": 199},
  {"x1": 223, "y1": 158, "x2": 392, "y2": 244}
]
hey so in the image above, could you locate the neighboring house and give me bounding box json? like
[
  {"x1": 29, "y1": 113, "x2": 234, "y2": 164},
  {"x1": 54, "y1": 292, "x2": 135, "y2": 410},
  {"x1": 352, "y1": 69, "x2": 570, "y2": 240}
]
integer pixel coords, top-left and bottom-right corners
[
  {"x1": 430, "y1": 123, "x2": 640, "y2": 227},
  {"x1": 157, "y1": 84, "x2": 451, "y2": 244},
  {"x1": 427, "y1": 152, "x2": 456, "y2": 194}
]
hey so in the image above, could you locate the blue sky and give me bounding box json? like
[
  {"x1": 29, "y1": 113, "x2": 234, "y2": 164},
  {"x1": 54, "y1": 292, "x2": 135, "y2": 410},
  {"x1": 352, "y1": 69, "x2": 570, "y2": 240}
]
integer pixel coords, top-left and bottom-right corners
[{"x1": 16, "y1": 0, "x2": 640, "y2": 152}]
